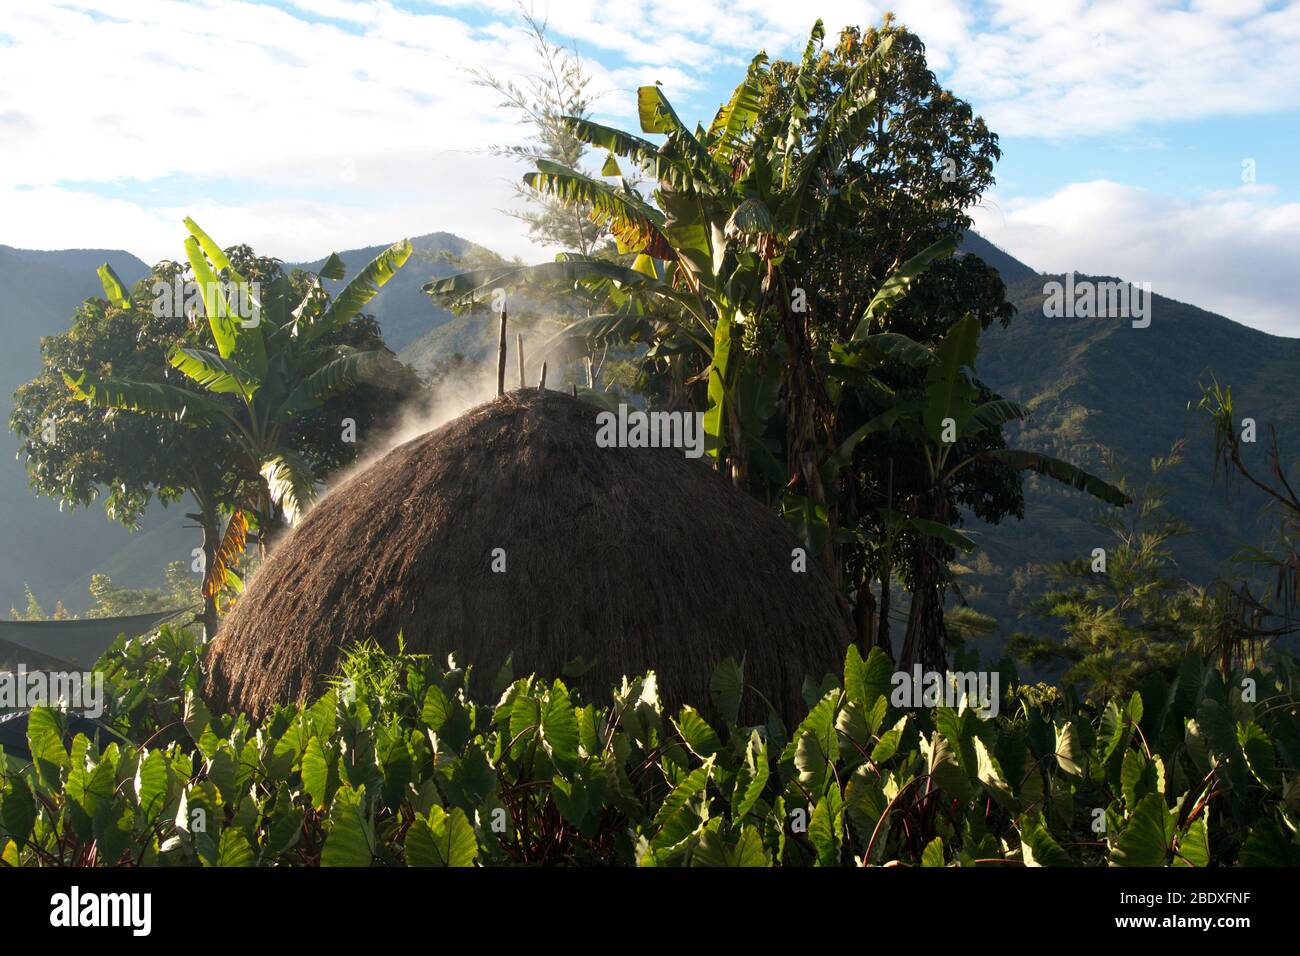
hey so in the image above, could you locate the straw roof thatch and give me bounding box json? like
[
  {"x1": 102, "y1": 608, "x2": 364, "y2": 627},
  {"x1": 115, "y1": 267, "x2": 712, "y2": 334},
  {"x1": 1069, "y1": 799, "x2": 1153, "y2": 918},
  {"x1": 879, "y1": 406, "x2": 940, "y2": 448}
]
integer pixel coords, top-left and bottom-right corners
[{"x1": 204, "y1": 390, "x2": 854, "y2": 720}]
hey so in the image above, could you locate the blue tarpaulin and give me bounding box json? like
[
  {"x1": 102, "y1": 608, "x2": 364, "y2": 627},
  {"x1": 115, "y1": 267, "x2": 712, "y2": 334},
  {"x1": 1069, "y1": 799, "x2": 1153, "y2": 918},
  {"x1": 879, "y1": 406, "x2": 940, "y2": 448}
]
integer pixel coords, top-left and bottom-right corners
[{"x1": 0, "y1": 608, "x2": 192, "y2": 670}]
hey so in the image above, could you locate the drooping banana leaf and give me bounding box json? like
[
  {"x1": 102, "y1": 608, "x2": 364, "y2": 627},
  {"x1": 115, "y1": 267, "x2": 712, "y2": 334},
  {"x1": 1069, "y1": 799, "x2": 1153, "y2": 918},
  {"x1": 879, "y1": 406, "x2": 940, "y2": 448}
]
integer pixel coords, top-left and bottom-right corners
[
  {"x1": 303, "y1": 238, "x2": 411, "y2": 344},
  {"x1": 63, "y1": 370, "x2": 230, "y2": 425},
  {"x1": 964, "y1": 398, "x2": 1030, "y2": 435},
  {"x1": 982, "y1": 449, "x2": 1131, "y2": 507},
  {"x1": 261, "y1": 449, "x2": 318, "y2": 526},
  {"x1": 202, "y1": 510, "x2": 248, "y2": 603},
  {"x1": 524, "y1": 161, "x2": 673, "y2": 259},
  {"x1": 852, "y1": 235, "x2": 957, "y2": 339},
  {"x1": 559, "y1": 116, "x2": 692, "y2": 190},
  {"x1": 169, "y1": 347, "x2": 258, "y2": 400},
  {"x1": 876, "y1": 507, "x2": 978, "y2": 552},
  {"x1": 534, "y1": 312, "x2": 679, "y2": 363},
  {"x1": 280, "y1": 350, "x2": 399, "y2": 415},
  {"x1": 637, "y1": 86, "x2": 730, "y2": 193},
  {"x1": 428, "y1": 258, "x2": 653, "y2": 300}
]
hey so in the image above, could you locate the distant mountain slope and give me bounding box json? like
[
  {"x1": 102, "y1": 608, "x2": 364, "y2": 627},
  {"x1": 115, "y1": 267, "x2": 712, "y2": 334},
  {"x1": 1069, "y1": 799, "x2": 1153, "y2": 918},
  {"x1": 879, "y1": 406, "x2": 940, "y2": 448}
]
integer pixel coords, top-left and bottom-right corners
[
  {"x1": 957, "y1": 231, "x2": 1039, "y2": 284},
  {"x1": 290, "y1": 231, "x2": 499, "y2": 352},
  {"x1": 398, "y1": 309, "x2": 501, "y2": 372},
  {"x1": 962, "y1": 253, "x2": 1300, "y2": 649},
  {"x1": 393, "y1": 231, "x2": 1299, "y2": 640}
]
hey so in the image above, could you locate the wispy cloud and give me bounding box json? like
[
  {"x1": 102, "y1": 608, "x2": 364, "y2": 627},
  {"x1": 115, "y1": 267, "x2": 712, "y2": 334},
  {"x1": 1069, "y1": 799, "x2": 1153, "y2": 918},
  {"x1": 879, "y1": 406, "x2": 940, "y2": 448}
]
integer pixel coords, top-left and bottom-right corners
[
  {"x1": 1, "y1": 0, "x2": 1297, "y2": 334},
  {"x1": 971, "y1": 180, "x2": 1300, "y2": 335}
]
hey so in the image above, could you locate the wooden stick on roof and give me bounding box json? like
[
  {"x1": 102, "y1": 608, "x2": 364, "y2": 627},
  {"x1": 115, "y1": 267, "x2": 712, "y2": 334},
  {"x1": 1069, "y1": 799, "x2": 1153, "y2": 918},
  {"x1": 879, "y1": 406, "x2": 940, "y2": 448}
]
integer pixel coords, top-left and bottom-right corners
[
  {"x1": 538, "y1": 361, "x2": 547, "y2": 392},
  {"x1": 516, "y1": 333, "x2": 525, "y2": 389},
  {"x1": 496, "y1": 305, "x2": 508, "y2": 397}
]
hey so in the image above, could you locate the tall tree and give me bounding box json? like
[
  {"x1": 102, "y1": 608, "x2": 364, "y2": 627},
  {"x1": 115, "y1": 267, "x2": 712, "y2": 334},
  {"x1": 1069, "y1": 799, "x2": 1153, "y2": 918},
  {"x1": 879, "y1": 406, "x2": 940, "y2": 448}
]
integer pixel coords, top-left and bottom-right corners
[
  {"x1": 430, "y1": 18, "x2": 1127, "y2": 671},
  {"x1": 12, "y1": 222, "x2": 418, "y2": 634},
  {"x1": 752, "y1": 18, "x2": 1014, "y2": 656},
  {"x1": 469, "y1": 5, "x2": 610, "y2": 258},
  {"x1": 464, "y1": 5, "x2": 639, "y2": 391},
  {"x1": 13, "y1": 258, "x2": 242, "y2": 633}
]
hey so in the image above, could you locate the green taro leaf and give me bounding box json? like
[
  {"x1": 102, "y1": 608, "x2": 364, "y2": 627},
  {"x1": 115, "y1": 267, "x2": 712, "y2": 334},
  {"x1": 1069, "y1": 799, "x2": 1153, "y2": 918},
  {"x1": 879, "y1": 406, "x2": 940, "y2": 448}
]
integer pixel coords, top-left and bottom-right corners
[
  {"x1": 651, "y1": 757, "x2": 714, "y2": 852},
  {"x1": 974, "y1": 736, "x2": 1015, "y2": 809},
  {"x1": 1055, "y1": 721, "x2": 1085, "y2": 776},
  {"x1": 1121, "y1": 749, "x2": 1158, "y2": 813},
  {"x1": 92, "y1": 801, "x2": 135, "y2": 866},
  {"x1": 1238, "y1": 721, "x2": 1280, "y2": 789},
  {"x1": 808, "y1": 786, "x2": 844, "y2": 867},
  {"x1": 134, "y1": 748, "x2": 171, "y2": 823},
  {"x1": 1, "y1": 779, "x2": 36, "y2": 849},
  {"x1": 1236, "y1": 818, "x2": 1300, "y2": 867},
  {"x1": 321, "y1": 786, "x2": 373, "y2": 867},
  {"x1": 844, "y1": 645, "x2": 893, "y2": 711},
  {"x1": 1111, "y1": 793, "x2": 1170, "y2": 867},
  {"x1": 709, "y1": 657, "x2": 744, "y2": 726},
  {"x1": 301, "y1": 736, "x2": 333, "y2": 811},
  {"x1": 928, "y1": 730, "x2": 972, "y2": 803},
  {"x1": 1021, "y1": 816, "x2": 1071, "y2": 867},
  {"x1": 421, "y1": 684, "x2": 452, "y2": 732},
  {"x1": 675, "y1": 706, "x2": 722, "y2": 759},
  {"x1": 27, "y1": 706, "x2": 69, "y2": 785},
  {"x1": 871, "y1": 714, "x2": 909, "y2": 764},
  {"x1": 921, "y1": 836, "x2": 945, "y2": 867},
  {"x1": 1173, "y1": 811, "x2": 1210, "y2": 867},
  {"x1": 541, "y1": 681, "x2": 580, "y2": 770},
  {"x1": 215, "y1": 829, "x2": 255, "y2": 867},
  {"x1": 406, "y1": 806, "x2": 477, "y2": 867},
  {"x1": 693, "y1": 825, "x2": 770, "y2": 867},
  {"x1": 731, "y1": 730, "x2": 769, "y2": 820}
]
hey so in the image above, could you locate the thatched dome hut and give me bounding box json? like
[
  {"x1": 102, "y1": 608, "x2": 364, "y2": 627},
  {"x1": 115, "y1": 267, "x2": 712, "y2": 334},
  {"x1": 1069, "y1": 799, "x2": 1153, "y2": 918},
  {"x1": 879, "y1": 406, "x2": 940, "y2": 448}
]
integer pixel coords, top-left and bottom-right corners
[{"x1": 204, "y1": 389, "x2": 853, "y2": 720}]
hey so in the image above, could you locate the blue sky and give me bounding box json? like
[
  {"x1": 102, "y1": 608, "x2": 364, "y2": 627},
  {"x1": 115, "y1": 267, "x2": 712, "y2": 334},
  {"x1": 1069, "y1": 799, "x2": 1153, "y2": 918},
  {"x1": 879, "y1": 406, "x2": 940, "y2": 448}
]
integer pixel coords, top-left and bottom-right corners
[{"x1": 2, "y1": 0, "x2": 1298, "y2": 333}]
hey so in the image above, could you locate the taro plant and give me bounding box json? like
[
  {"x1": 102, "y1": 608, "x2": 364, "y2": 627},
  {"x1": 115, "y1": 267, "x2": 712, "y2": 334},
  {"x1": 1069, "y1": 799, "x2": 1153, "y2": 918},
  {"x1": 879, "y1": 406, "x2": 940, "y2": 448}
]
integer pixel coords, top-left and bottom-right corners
[{"x1": 2, "y1": 627, "x2": 1296, "y2": 867}]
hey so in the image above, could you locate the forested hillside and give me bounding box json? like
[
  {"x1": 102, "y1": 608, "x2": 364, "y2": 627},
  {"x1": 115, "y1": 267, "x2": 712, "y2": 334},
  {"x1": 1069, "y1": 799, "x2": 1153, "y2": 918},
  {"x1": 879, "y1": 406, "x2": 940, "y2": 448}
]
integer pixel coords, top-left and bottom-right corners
[{"x1": 959, "y1": 241, "x2": 1300, "y2": 653}]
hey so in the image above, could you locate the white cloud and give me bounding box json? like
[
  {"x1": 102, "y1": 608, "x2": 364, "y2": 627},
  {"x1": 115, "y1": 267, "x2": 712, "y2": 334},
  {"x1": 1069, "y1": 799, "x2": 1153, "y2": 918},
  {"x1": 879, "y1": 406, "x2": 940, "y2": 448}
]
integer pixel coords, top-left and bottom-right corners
[
  {"x1": 971, "y1": 180, "x2": 1300, "y2": 335},
  {"x1": 1, "y1": 0, "x2": 1298, "y2": 342},
  {"x1": 426, "y1": 0, "x2": 1300, "y2": 137},
  {"x1": 0, "y1": 0, "x2": 557, "y2": 260},
  {"x1": 0, "y1": 151, "x2": 537, "y2": 265}
]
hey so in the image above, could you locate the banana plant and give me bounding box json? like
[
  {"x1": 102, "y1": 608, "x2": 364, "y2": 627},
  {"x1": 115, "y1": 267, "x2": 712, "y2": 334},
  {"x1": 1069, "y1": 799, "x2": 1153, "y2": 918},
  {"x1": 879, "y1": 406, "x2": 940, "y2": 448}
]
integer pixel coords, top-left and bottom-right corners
[
  {"x1": 427, "y1": 21, "x2": 942, "y2": 491},
  {"x1": 856, "y1": 314, "x2": 1131, "y2": 670},
  {"x1": 65, "y1": 219, "x2": 412, "y2": 603}
]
